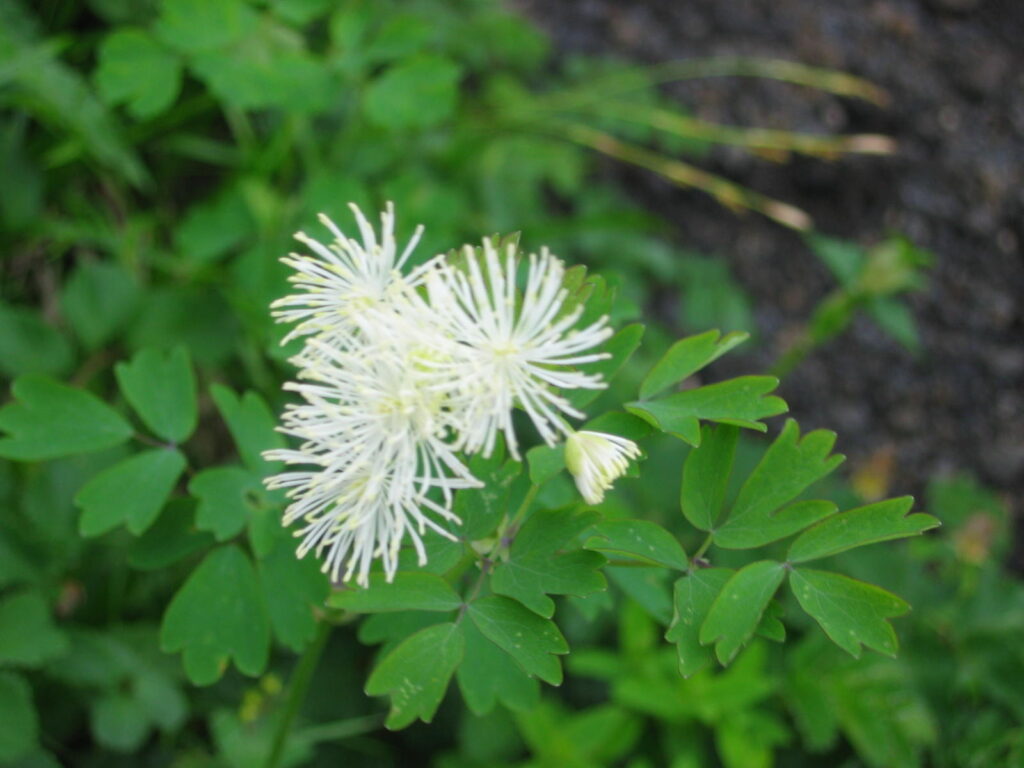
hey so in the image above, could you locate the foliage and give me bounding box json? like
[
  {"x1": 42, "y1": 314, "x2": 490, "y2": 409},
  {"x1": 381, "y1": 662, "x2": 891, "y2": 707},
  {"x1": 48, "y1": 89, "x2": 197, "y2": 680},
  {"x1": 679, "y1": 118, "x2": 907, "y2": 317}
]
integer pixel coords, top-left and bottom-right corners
[{"x1": 0, "y1": 1, "x2": 1011, "y2": 767}]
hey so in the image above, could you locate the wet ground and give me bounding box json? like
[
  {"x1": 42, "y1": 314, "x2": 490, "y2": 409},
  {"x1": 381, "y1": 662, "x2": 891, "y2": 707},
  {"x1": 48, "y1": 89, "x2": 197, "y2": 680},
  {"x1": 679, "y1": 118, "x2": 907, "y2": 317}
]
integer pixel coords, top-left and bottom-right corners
[{"x1": 518, "y1": 0, "x2": 1024, "y2": 540}]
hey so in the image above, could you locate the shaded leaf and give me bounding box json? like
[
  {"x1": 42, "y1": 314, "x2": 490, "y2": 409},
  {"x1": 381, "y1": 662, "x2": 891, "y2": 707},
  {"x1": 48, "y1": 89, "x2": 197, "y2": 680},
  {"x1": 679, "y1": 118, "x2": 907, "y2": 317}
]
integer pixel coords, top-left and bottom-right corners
[
  {"x1": 584, "y1": 519, "x2": 688, "y2": 570},
  {"x1": 0, "y1": 672, "x2": 37, "y2": 763},
  {"x1": 0, "y1": 590, "x2": 69, "y2": 667},
  {"x1": 456, "y1": 617, "x2": 540, "y2": 715},
  {"x1": 567, "y1": 323, "x2": 645, "y2": 409},
  {"x1": 640, "y1": 329, "x2": 749, "y2": 400},
  {"x1": 160, "y1": 545, "x2": 270, "y2": 684},
  {"x1": 491, "y1": 507, "x2": 605, "y2": 617},
  {"x1": 364, "y1": 54, "x2": 461, "y2": 130},
  {"x1": 116, "y1": 347, "x2": 197, "y2": 443},
  {"x1": 59, "y1": 261, "x2": 141, "y2": 350},
  {"x1": 787, "y1": 496, "x2": 939, "y2": 563},
  {"x1": 154, "y1": 0, "x2": 258, "y2": 54},
  {"x1": 76, "y1": 448, "x2": 186, "y2": 536},
  {"x1": 91, "y1": 692, "x2": 149, "y2": 752},
  {"x1": 714, "y1": 420, "x2": 843, "y2": 549},
  {"x1": 454, "y1": 447, "x2": 523, "y2": 541},
  {"x1": 328, "y1": 573, "x2": 462, "y2": 613},
  {"x1": 0, "y1": 376, "x2": 132, "y2": 461},
  {"x1": 627, "y1": 376, "x2": 787, "y2": 446},
  {"x1": 789, "y1": 569, "x2": 908, "y2": 658},
  {"x1": 607, "y1": 566, "x2": 673, "y2": 625},
  {"x1": 189, "y1": 466, "x2": 257, "y2": 541},
  {"x1": 211, "y1": 385, "x2": 285, "y2": 474},
  {"x1": 526, "y1": 444, "x2": 564, "y2": 485},
  {"x1": 680, "y1": 423, "x2": 737, "y2": 531},
  {"x1": 128, "y1": 498, "x2": 213, "y2": 570},
  {"x1": 365, "y1": 622, "x2": 463, "y2": 729},
  {"x1": 700, "y1": 561, "x2": 785, "y2": 665},
  {"x1": 95, "y1": 28, "x2": 182, "y2": 119},
  {"x1": 666, "y1": 568, "x2": 732, "y2": 677},
  {"x1": 258, "y1": 533, "x2": 330, "y2": 651},
  {"x1": 468, "y1": 596, "x2": 568, "y2": 685},
  {"x1": 0, "y1": 304, "x2": 73, "y2": 379}
]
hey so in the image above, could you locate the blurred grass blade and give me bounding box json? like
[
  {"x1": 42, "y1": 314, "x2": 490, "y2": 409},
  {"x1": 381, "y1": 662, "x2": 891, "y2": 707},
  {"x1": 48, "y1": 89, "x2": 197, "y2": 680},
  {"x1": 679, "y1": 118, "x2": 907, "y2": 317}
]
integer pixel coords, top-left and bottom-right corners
[
  {"x1": 551, "y1": 121, "x2": 812, "y2": 231},
  {"x1": 568, "y1": 102, "x2": 897, "y2": 158},
  {"x1": 539, "y1": 56, "x2": 890, "y2": 110},
  {"x1": 0, "y1": 2, "x2": 149, "y2": 188}
]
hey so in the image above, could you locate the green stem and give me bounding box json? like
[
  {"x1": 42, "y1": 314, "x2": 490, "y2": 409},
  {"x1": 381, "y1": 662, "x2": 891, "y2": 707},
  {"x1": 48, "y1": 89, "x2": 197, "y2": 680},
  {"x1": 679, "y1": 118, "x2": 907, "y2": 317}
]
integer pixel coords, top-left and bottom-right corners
[
  {"x1": 296, "y1": 713, "x2": 384, "y2": 744},
  {"x1": 692, "y1": 534, "x2": 714, "y2": 563},
  {"x1": 264, "y1": 620, "x2": 332, "y2": 768}
]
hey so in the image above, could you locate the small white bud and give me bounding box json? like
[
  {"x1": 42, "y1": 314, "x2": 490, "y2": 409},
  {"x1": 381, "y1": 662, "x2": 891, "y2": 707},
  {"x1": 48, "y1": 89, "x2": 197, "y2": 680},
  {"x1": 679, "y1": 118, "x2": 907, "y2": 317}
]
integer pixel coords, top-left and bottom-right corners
[{"x1": 565, "y1": 430, "x2": 641, "y2": 505}]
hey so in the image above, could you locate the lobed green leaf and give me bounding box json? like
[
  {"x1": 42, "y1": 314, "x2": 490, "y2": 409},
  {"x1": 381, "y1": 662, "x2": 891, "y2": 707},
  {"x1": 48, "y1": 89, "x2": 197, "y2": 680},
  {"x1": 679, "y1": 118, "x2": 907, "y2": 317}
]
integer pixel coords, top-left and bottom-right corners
[
  {"x1": 76, "y1": 449, "x2": 186, "y2": 537},
  {"x1": 327, "y1": 573, "x2": 463, "y2": 614},
  {"x1": 714, "y1": 419, "x2": 843, "y2": 549},
  {"x1": 699, "y1": 560, "x2": 786, "y2": 665},
  {"x1": 787, "y1": 496, "x2": 940, "y2": 563},
  {"x1": 789, "y1": 569, "x2": 909, "y2": 658},
  {"x1": 189, "y1": 466, "x2": 257, "y2": 541},
  {"x1": 468, "y1": 596, "x2": 568, "y2": 686},
  {"x1": 665, "y1": 567, "x2": 732, "y2": 677},
  {"x1": 365, "y1": 622, "x2": 464, "y2": 729},
  {"x1": 456, "y1": 617, "x2": 540, "y2": 715},
  {"x1": 566, "y1": 323, "x2": 645, "y2": 410},
  {"x1": 584, "y1": 519, "x2": 688, "y2": 570},
  {"x1": 211, "y1": 385, "x2": 285, "y2": 474},
  {"x1": 0, "y1": 375, "x2": 132, "y2": 461},
  {"x1": 626, "y1": 376, "x2": 787, "y2": 446},
  {"x1": 0, "y1": 672, "x2": 37, "y2": 763},
  {"x1": 640, "y1": 329, "x2": 749, "y2": 400},
  {"x1": 115, "y1": 347, "x2": 197, "y2": 444},
  {"x1": 680, "y1": 423, "x2": 737, "y2": 531},
  {"x1": 491, "y1": 507, "x2": 606, "y2": 617},
  {"x1": 160, "y1": 545, "x2": 270, "y2": 685}
]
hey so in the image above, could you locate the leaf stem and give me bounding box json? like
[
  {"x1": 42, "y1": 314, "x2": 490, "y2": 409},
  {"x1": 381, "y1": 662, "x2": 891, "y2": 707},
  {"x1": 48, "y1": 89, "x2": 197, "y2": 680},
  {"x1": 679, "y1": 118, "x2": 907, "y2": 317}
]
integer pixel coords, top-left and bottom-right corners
[
  {"x1": 264, "y1": 620, "x2": 332, "y2": 768},
  {"x1": 692, "y1": 533, "x2": 714, "y2": 563}
]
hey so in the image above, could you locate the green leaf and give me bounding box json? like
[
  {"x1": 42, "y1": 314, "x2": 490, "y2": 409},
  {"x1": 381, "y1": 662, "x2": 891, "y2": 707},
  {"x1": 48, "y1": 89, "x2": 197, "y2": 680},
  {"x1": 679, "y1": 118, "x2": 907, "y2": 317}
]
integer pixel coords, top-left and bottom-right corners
[
  {"x1": 174, "y1": 187, "x2": 253, "y2": 265},
  {"x1": 258, "y1": 533, "x2": 330, "y2": 651},
  {"x1": 0, "y1": 304, "x2": 73, "y2": 378},
  {"x1": 59, "y1": 261, "x2": 140, "y2": 350},
  {"x1": 0, "y1": 672, "x2": 37, "y2": 763},
  {"x1": 866, "y1": 297, "x2": 920, "y2": 352},
  {"x1": 805, "y1": 233, "x2": 864, "y2": 287},
  {"x1": 94, "y1": 28, "x2": 182, "y2": 119},
  {"x1": 680, "y1": 424, "x2": 738, "y2": 531},
  {"x1": 491, "y1": 507, "x2": 606, "y2": 617},
  {"x1": 468, "y1": 596, "x2": 568, "y2": 686},
  {"x1": 0, "y1": 590, "x2": 69, "y2": 667},
  {"x1": 699, "y1": 561, "x2": 785, "y2": 665},
  {"x1": 787, "y1": 497, "x2": 939, "y2": 563},
  {"x1": 606, "y1": 566, "x2": 673, "y2": 625},
  {"x1": 211, "y1": 385, "x2": 285, "y2": 474},
  {"x1": 666, "y1": 568, "x2": 732, "y2": 677},
  {"x1": 526, "y1": 444, "x2": 564, "y2": 485},
  {"x1": 154, "y1": 0, "x2": 258, "y2": 54},
  {"x1": 327, "y1": 573, "x2": 463, "y2": 613},
  {"x1": 714, "y1": 420, "x2": 844, "y2": 549},
  {"x1": 640, "y1": 330, "x2": 749, "y2": 400},
  {"x1": 789, "y1": 569, "x2": 909, "y2": 658},
  {"x1": 454, "y1": 448, "x2": 523, "y2": 541},
  {"x1": 567, "y1": 323, "x2": 645, "y2": 409},
  {"x1": 0, "y1": 376, "x2": 132, "y2": 461},
  {"x1": 116, "y1": 347, "x2": 197, "y2": 443},
  {"x1": 456, "y1": 617, "x2": 540, "y2": 715},
  {"x1": 365, "y1": 622, "x2": 464, "y2": 729},
  {"x1": 189, "y1": 466, "x2": 257, "y2": 541},
  {"x1": 91, "y1": 692, "x2": 149, "y2": 752},
  {"x1": 76, "y1": 448, "x2": 186, "y2": 536},
  {"x1": 626, "y1": 376, "x2": 787, "y2": 446},
  {"x1": 584, "y1": 519, "x2": 688, "y2": 570},
  {"x1": 364, "y1": 54, "x2": 461, "y2": 130},
  {"x1": 160, "y1": 545, "x2": 270, "y2": 685},
  {"x1": 128, "y1": 498, "x2": 214, "y2": 570},
  {"x1": 757, "y1": 601, "x2": 786, "y2": 643}
]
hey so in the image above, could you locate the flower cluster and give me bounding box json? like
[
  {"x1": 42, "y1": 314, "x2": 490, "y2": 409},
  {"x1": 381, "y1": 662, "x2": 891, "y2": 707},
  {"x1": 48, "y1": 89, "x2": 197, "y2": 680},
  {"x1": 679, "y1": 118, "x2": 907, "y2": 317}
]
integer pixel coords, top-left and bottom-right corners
[{"x1": 265, "y1": 204, "x2": 639, "y2": 585}]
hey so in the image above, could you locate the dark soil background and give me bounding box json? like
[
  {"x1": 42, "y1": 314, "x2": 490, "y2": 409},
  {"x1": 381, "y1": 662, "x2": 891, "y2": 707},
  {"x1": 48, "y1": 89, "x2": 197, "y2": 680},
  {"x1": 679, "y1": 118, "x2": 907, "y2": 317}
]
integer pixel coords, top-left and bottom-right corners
[{"x1": 518, "y1": 0, "x2": 1023, "y2": 544}]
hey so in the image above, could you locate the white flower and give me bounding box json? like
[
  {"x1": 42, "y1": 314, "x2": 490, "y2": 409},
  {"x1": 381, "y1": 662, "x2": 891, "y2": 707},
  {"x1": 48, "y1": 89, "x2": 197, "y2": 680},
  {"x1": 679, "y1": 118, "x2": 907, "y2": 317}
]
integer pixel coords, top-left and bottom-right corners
[
  {"x1": 270, "y1": 202, "x2": 431, "y2": 354},
  {"x1": 565, "y1": 430, "x2": 641, "y2": 505},
  {"x1": 424, "y1": 239, "x2": 613, "y2": 459},
  {"x1": 264, "y1": 328, "x2": 480, "y2": 586}
]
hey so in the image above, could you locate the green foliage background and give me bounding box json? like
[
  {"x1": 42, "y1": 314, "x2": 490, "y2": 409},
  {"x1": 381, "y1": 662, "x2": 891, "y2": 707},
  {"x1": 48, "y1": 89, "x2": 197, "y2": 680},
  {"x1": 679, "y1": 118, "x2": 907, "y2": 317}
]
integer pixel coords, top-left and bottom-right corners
[{"x1": 0, "y1": 1, "x2": 1021, "y2": 766}]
